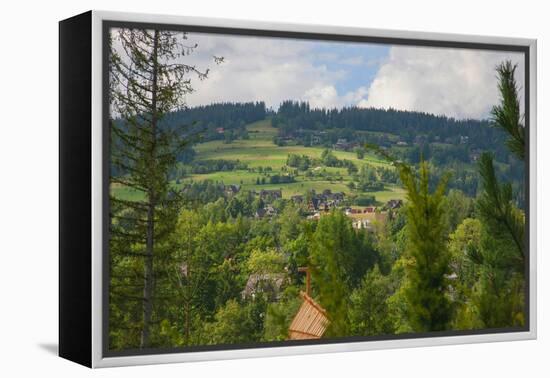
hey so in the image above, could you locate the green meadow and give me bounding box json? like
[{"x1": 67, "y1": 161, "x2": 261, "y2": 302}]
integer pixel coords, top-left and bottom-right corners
[{"x1": 112, "y1": 119, "x2": 405, "y2": 204}]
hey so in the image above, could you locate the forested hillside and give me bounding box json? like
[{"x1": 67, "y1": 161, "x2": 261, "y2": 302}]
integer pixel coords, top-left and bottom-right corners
[
  {"x1": 129, "y1": 100, "x2": 523, "y2": 202},
  {"x1": 107, "y1": 26, "x2": 527, "y2": 354}
]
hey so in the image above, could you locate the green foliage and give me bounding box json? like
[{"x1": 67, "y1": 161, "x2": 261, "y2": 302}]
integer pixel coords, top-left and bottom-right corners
[
  {"x1": 448, "y1": 218, "x2": 483, "y2": 329},
  {"x1": 477, "y1": 153, "x2": 525, "y2": 268},
  {"x1": 449, "y1": 218, "x2": 482, "y2": 287},
  {"x1": 309, "y1": 211, "x2": 377, "y2": 336},
  {"x1": 398, "y1": 161, "x2": 453, "y2": 332},
  {"x1": 491, "y1": 61, "x2": 525, "y2": 160},
  {"x1": 286, "y1": 153, "x2": 314, "y2": 170},
  {"x1": 349, "y1": 266, "x2": 395, "y2": 336},
  {"x1": 277, "y1": 204, "x2": 303, "y2": 245},
  {"x1": 107, "y1": 40, "x2": 528, "y2": 351},
  {"x1": 263, "y1": 286, "x2": 303, "y2": 341},
  {"x1": 355, "y1": 147, "x2": 365, "y2": 160},
  {"x1": 473, "y1": 231, "x2": 525, "y2": 328},
  {"x1": 172, "y1": 210, "x2": 211, "y2": 345},
  {"x1": 469, "y1": 152, "x2": 526, "y2": 328},
  {"x1": 246, "y1": 248, "x2": 286, "y2": 275},
  {"x1": 204, "y1": 298, "x2": 267, "y2": 345},
  {"x1": 354, "y1": 195, "x2": 376, "y2": 206},
  {"x1": 321, "y1": 149, "x2": 339, "y2": 166},
  {"x1": 188, "y1": 159, "x2": 248, "y2": 174},
  {"x1": 443, "y1": 189, "x2": 474, "y2": 232},
  {"x1": 385, "y1": 256, "x2": 414, "y2": 333},
  {"x1": 109, "y1": 27, "x2": 213, "y2": 348}
]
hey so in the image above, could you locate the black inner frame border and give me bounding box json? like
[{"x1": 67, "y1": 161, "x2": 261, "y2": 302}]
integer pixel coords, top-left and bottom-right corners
[{"x1": 101, "y1": 19, "x2": 531, "y2": 358}]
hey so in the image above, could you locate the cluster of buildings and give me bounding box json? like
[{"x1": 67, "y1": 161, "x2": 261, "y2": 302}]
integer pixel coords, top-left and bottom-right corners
[
  {"x1": 223, "y1": 183, "x2": 403, "y2": 231},
  {"x1": 223, "y1": 185, "x2": 283, "y2": 202},
  {"x1": 333, "y1": 138, "x2": 358, "y2": 151},
  {"x1": 290, "y1": 189, "x2": 345, "y2": 212},
  {"x1": 222, "y1": 185, "x2": 282, "y2": 219},
  {"x1": 346, "y1": 199, "x2": 402, "y2": 230},
  {"x1": 306, "y1": 198, "x2": 403, "y2": 231},
  {"x1": 258, "y1": 189, "x2": 282, "y2": 201},
  {"x1": 348, "y1": 211, "x2": 388, "y2": 230}
]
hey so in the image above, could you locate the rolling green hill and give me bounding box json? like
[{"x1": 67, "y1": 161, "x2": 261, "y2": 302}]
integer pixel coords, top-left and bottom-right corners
[
  {"x1": 111, "y1": 118, "x2": 406, "y2": 204},
  {"x1": 180, "y1": 119, "x2": 404, "y2": 203}
]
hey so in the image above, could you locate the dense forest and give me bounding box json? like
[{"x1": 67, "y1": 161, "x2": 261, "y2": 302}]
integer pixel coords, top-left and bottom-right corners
[
  {"x1": 108, "y1": 28, "x2": 527, "y2": 352},
  {"x1": 162, "y1": 101, "x2": 267, "y2": 143},
  {"x1": 144, "y1": 97, "x2": 524, "y2": 201}
]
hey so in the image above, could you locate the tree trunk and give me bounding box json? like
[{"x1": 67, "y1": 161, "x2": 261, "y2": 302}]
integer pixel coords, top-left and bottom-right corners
[{"x1": 141, "y1": 30, "x2": 159, "y2": 349}]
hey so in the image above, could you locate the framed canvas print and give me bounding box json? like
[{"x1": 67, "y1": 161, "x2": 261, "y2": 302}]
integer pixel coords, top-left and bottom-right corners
[{"x1": 59, "y1": 10, "x2": 537, "y2": 368}]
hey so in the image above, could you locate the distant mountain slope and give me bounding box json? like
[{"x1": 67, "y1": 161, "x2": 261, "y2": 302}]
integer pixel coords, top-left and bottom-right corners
[
  {"x1": 272, "y1": 100, "x2": 506, "y2": 154},
  {"x1": 158, "y1": 100, "x2": 511, "y2": 163}
]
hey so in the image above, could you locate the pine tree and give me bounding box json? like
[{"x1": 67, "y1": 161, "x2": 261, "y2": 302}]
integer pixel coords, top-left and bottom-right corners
[
  {"x1": 309, "y1": 211, "x2": 360, "y2": 336},
  {"x1": 109, "y1": 28, "x2": 213, "y2": 349},
  {"x1": 399, "y1": 161, "x2": 452, "y2": 331},
  {"x1": 491, "y1": 61, "x2": 525, "y2": 161},
  {"x1": 467, "y1": 61, "x2": 526, "y2": 328},
  {"x1": 477, "y1": 153, "x2": 525, "y2": 266},
  {"x1": 367, "y1": 145, "x2": 453, "y2": 331}
]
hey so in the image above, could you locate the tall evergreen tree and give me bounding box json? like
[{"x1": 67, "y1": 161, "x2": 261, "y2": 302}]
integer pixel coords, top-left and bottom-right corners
[
  {"x1": 309, "y1": 211, "x2": 374, "y2": 336},
  {"x1": 368, "y1": 146, "x2": 452, "y2": 331},
  {"x1": 109, "y1": 28, "x2": 213, "y2": 349},
  {"x1": 399, "y1": 161, "x2": 452, "y2": 331},
  {"x1": 309, "y1": 211, "x2": 353, "y2": 337},
  {"x1": 467, "y1": 61, "x2": 526, "y2": 328}
]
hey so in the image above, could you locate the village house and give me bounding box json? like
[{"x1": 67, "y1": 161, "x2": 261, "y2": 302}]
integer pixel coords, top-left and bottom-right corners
[
  {"x1": 345, "y1": 206, "x2": 376, "y2": 215},
  {"x1": 259, "y1": 189, "x2": 282, "y2": 201},
  {"x1": 307, "y1": 197, "x2": 321, "y2": 212},
  {"x1": 469, "y1": 149, "x2": 482, "y2": 162},
  {"x1": 311, "y1": 135, "x2": 322, "y2": 145},
  {"x1": 333, "y1": 138, "x2": 355, "y2": 151},
  {"x1": 307, "y1": 189, "x2": 346, "y2": 212},
  {"x1": 254, "y1": 204, "x2": 278, "y2": 219},
  {"x1": 386, "y1": 199, "x2": 403, "y2": 210},
  {"x1": 254, "y1": 208, "x2": 266, "y2": 219},
  {"x1": 224, "y1": 184, "x2": 240, "y2": 197},
  {"x1": 264, "y1": 205, "x2": 277, "y2": 217},
  {"x1": 352, "y1": 218, "x2": 371, "y2": 230},
  {"x1": 290, "y1": 194, "x2": 304, "y2": 204},
  {"x1": 345, "y1": 205, "x2": 388, "y2": 231}
]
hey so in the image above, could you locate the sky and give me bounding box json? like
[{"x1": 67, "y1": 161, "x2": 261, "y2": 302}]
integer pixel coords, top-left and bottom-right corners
[{"x1": 112, "y1": 29, "x2": 526, "y2": 120}]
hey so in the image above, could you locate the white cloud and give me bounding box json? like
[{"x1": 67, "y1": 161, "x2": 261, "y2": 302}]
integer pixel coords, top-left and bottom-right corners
[
  {"x1": 110, "y1": 29, "x2": 347, "y2": 110},
  {"x1": 360, "y1": 46, "x2": 525, "y2": 119},
  {"x1": 181, "y1": 33, "x2": 348, "y2": 109},
  {"x1": 302, "y1": 85, "x2": 368, "y2": 109},
  {"x1": 110, "y1": 29, "x2": 526, "y2": 119}
]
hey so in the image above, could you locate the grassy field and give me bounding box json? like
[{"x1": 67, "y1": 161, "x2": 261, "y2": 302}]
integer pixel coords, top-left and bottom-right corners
[
  {"x1": 195, "y1": 121, "x2": 390, "y2": 169},
  {"x1": 111, "y1": 119, "x2": 407, "y2": 204},
  {"x1": 189, "y1": 119, "x2": 405, "y2": 203}
]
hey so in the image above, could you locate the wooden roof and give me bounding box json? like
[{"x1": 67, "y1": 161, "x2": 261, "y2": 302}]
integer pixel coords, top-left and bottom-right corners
[{"x1": 288, "y1": 292, "x2": 330, "y2": 340}]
